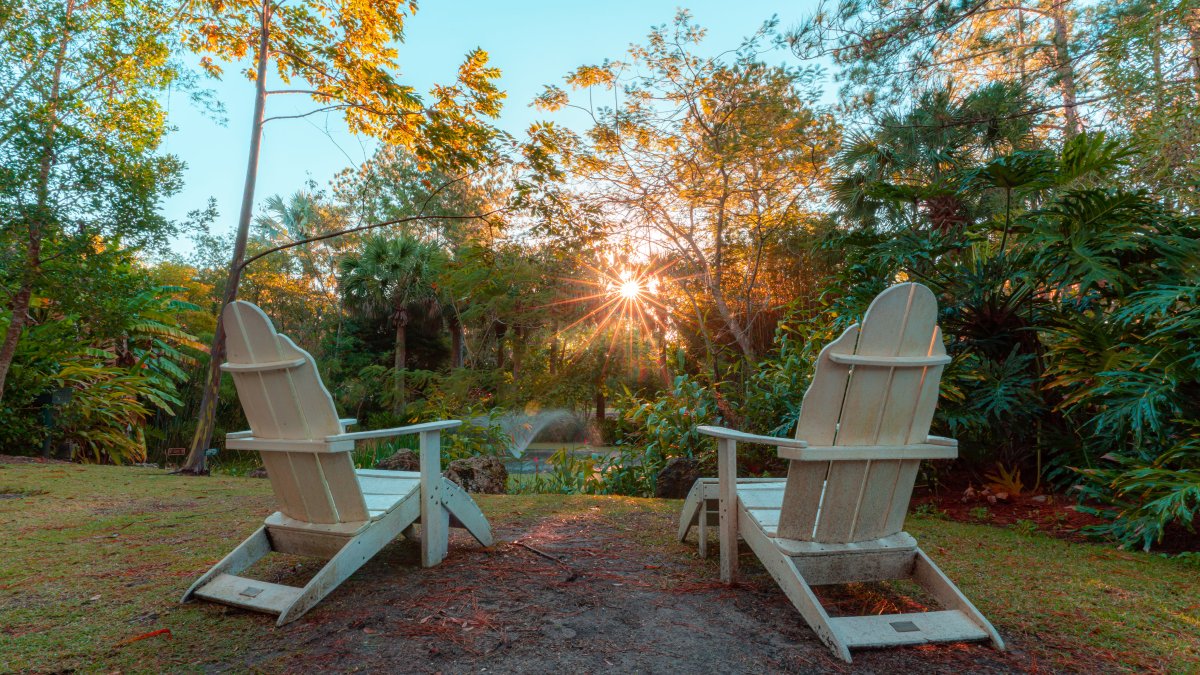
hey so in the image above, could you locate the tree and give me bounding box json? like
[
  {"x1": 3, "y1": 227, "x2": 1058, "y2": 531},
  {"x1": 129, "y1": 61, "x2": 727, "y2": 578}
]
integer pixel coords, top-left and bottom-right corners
[
  {"x1": 531, "y1": 13, "x2": 836, "y2": 367},
  {"x1": 178, "y1": 0, "x2": 503, "y2": 471},
  {"x1": 339, "y1": 235, "x2": 445, "y2": 414},
  {"x1": 790, "y1": 0, "x2": 1089, "y2": 136},
  {"x1": 830, "y1": 82, "x2": 1037, "y2": 237},
  {"x1": 334, "y1": 144, "x2": 518, "y2": 373},
  {"x1": 0, "y1": 0, "x2": 183, "y2": 401},
  {"x1": 1089, "y1": 0, "x2": 1200, "y2": 211}
]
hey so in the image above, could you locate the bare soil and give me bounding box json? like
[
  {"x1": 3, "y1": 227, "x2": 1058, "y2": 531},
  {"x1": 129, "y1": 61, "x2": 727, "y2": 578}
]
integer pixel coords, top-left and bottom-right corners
[{"x1": 243, "y1": 509, "x2": 1061, "y2": 673}]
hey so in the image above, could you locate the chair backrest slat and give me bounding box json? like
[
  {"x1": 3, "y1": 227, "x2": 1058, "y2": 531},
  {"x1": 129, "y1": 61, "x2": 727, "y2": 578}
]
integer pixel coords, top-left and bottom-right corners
[
  {"x1": 776, "y1": 283, "x2": 947, "y2": 543},
  {"x1": 776, "y1": 326, "x2": 857, "y2": 540},
  {"x1": 223, "y1": 301, "x2": 369, "y2": 525}
]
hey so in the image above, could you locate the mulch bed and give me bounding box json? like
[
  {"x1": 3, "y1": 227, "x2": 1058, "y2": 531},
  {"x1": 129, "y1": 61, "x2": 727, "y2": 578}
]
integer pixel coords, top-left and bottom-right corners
[
  {"x1": 914, "y1": 470, "x2": 1200, "y2": 553},
  {"x1": 913, "y1": 488, "x2": 1107, "y2": 543}
]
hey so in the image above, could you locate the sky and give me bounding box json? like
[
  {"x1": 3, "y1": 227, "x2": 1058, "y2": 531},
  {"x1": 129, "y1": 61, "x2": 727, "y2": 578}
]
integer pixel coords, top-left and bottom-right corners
[{"x1": 160, "y1": 1, "x2": 824, "y2": 251}]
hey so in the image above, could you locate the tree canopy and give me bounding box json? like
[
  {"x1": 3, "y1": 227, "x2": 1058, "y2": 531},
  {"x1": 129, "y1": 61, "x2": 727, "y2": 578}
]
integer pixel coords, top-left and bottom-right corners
[{"x1": 1, "y1": 1, "x2": 1198, "y2": 550}]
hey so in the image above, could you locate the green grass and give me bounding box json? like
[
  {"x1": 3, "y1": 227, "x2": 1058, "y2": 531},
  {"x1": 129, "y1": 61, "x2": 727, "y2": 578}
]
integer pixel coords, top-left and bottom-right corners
[
  {"x1": 1, "y1": 462, "x2": 1197, "y2": 672},
  {"x1": 904, "y1": 517, "x2": 1200, "y2": 669}
]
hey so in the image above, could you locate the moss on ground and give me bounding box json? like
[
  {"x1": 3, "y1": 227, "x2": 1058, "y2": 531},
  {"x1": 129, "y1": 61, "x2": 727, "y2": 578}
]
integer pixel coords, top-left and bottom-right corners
[{"x1": 1, "y1": 461, "x2": 1196, "y2": 672}]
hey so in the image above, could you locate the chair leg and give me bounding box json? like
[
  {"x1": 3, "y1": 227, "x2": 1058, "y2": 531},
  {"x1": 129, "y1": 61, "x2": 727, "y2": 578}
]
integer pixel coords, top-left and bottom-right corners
[
  {"x1": 677, "y1": 480, "x2": 705, "y2": 543},
  {"x1": 913, "y1": 548, "x2": 1005, "y2": 650},
  {"x1": 276, "y1": 498, "x2": 419, "y2": 626},
  {"x1": 421, "y1": 500, "x2": 450, "y2": 568},
  {"x1": 440, "y1": 478, "x2": 493, "y2": 546},
  {"x1": 718, "y1": 438, "x2": 738, "y2": 583},
  {"x1": 737, "y1": 506, "x2": 853, "y2": 663},
  {"x1": 419, "y1": 430, "x2": 450, "y2": 568},
  {"x1": 181, "y1": 526, "x2": 271, "y2": 603}
]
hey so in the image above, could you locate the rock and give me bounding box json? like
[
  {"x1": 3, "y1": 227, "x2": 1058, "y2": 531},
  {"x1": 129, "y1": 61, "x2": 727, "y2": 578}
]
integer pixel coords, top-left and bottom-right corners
[
  {"x1": 654, "y1": 457, "x2": 702, "y2": 499},
  {"x1": 542, "y1": 619, "x2": 577, "y2": 639},
  {"x1": 444, "y1": 456, "x2": 508, "y2": 494},
  {"x1": 375, "y1": 449, "x2": 419, "y2": 472},
  {"x1": 1031, "y1": 494, "x2": 1048, "y2": 504},
  {"x1": 248, "y1": 467, "x2": 268, "y2": 479}
]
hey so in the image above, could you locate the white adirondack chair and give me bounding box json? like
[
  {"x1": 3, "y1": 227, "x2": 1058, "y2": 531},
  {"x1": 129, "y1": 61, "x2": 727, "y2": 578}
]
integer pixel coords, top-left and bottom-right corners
[
  {"x1": 678, "y1": 283, "x2": 1003, "y2": 662},
  {"x1": 182, "y1": 301, "x2": 493, "y2": 625}
]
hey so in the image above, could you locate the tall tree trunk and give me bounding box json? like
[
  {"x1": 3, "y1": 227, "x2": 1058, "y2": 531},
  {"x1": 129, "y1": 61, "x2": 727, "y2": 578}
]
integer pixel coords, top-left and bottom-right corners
[
  {"x1": 510, "y1": 324, "x2": 523, "y2": 380},
  {"x1": 708, "y1": 170, "x2": 755, "y2": 360},
  {"x1": 1049, "y1": 0, "x2": 1081, "y2": 136},
  {"x1": 1016, "y1": 8, "x2": 1028, "y2": 84},
  {"x1": 0, "y1": 0, "x2": 74, "y2": 401},
  {"x1": 393, "y1": 318, "x2": 407, "y2": 415},
  {"x1": 0, "y1": 264, "x2": 35, "y2": 401},
  {"x1": 181, "y1": 1, "x2": 273, "y2": 473},
  {"x1": 709, "y1": 284, "x2": 756, "y2": 360},
  {"x1": 656, "y1": 326, "x2": 671, "y2": 388},
  {"x1": 494, "y1": 321, "x2": 506, "y2": 371},
  {"x1": 1151, "y1": 19, "x2": 1165, "y2": 111},
  {"x1": 1187, "y1": 8, "x2": 1200, "y2": 103},
  {"x1": 448, "y1": 313, "x2": 463, "y2": 369},
  {"x1": 594, "y1": 388, "x2": 605, "y2": 427}
]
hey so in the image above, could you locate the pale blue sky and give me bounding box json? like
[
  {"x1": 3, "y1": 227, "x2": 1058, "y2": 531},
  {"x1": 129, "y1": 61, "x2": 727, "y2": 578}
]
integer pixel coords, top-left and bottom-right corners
[{"x1": 161, "y1": 1, "x2": 824, "y2": 247}]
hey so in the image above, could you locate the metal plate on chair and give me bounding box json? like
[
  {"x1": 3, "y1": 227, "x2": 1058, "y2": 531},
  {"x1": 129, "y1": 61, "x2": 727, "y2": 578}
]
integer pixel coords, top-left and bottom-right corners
[
  {"x1": 240, "y1": 586, "x2": 263, "y2": 598},
  {"x1": 890, "y1": 621, "x2": 920, "y2": 633}
]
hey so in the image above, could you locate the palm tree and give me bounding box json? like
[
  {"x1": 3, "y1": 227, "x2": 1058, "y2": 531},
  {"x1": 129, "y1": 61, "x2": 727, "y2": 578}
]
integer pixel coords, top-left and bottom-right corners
[
  {"x1": 254, "y1": 192, "x2": 335, "y2": 295},
  {"x1": 831, "y1": 82, "x2": 1036, "y2": 236},
  {"x1": 339, "y1": 235, "x2": 443, "y2": 414}
]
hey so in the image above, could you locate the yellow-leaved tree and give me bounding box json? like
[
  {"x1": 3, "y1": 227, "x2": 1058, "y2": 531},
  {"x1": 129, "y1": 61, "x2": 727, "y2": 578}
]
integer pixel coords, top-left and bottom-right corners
[{"x1": 178, "y1": 0, "x2": 504, "y2": 472}]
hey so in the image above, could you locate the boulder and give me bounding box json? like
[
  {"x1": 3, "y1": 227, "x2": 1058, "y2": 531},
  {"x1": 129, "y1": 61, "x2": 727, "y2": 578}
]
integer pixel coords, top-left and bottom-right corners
[
  {"x1": 655, "y1": 457, "x2": 702, "y2": 499},
  {"x1": 375, "y1": 449, "x2": 419, "y2": 472},
  {"x1": 444, "y1": 456, "x2": 508, "y2": 494},
  {"x1": 248, "y1": 467, "x2": 268, "y2": 479}
]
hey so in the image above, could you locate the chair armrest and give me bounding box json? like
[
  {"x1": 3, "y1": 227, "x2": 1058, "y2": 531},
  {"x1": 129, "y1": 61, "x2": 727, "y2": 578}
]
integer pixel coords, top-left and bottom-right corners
[
  {"x1": 326, "y1": 419, "x2": 461, "y2": 443},
  {"x1": 330, "y1": 421, "x2": 460, "y2": 513},
  {"x1": 696, "y1": 425, "x2": 808, "y2": 449},
  {"x1": 701, "y1": 425, "x2": 796, "y2": 585},
  {"x1": 339, "y1": 418, "x2": 357, "y2": 429},
  {"x1": 925, "y1": 435, "x2": 958, "y2": 447},
  {"x1": 777, "y1": 441, "x2": 958, "y2": 462},
  {"x1": 226, "y1": 421, "x2": 462, "y2": 453}
]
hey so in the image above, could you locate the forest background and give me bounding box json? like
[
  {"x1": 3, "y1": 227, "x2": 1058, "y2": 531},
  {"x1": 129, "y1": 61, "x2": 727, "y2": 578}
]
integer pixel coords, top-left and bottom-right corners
[{"x1": 2, "y1": 0, "x2": 1198, "y2": 552}]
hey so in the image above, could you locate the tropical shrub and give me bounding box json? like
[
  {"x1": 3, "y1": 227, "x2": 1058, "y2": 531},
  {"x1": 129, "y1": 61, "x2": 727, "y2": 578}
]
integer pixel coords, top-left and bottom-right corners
[
  {"x1": 799, "y1": 117, "x2": 1200, "y2": 548},
  {"x1": 602, "y1": 375, "x2": 720, "y2": 496},
  {"x1": 0, "y1": 285, "x2": 200, "y2": 463}
]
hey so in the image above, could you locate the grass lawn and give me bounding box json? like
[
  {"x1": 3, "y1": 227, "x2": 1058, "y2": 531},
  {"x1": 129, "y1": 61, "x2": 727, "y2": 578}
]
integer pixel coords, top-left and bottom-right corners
[{"x1": 1, "y1": 459, "x2": 1197, "y2": 673}]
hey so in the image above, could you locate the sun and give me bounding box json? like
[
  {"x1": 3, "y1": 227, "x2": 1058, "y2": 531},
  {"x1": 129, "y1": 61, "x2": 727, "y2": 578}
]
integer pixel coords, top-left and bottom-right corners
[{"x1": 533, "y1": 255, "x2": 680, "y2": 371}]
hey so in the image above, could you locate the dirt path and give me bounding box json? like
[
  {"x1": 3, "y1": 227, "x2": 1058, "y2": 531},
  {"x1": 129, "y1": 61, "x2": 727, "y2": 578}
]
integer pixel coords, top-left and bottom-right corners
[{"x1": 247, "y1": 508, "x2": 1036, "y2": 674}]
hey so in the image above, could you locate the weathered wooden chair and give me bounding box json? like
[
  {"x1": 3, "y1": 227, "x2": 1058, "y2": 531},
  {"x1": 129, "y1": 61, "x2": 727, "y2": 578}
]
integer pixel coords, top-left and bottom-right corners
[
  {"x1": 678, "y1": 283, "x2": 1003, "y2": 662},
  {"x1": 182, "y1": 301, "x2": 493, "y2": 625}
]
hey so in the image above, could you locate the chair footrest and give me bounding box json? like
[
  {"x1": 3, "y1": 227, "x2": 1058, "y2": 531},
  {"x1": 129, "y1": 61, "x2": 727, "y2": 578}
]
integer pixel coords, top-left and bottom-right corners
[
  {"x1": 830, "y1": 610, "x2": 989, "y2": 648},
  {"x1": 193, "y1": 573, "x2": 303, "y2": 615}
]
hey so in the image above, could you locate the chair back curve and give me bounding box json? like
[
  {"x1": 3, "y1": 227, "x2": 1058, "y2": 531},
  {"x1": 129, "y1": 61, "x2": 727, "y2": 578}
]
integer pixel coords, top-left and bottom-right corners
[
  {"x1": 222, "y1": 300, "x2": 369, "y2": 525},
  {"x1": 776, "y1": 283, "x2": 948, "y2": 543}
]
